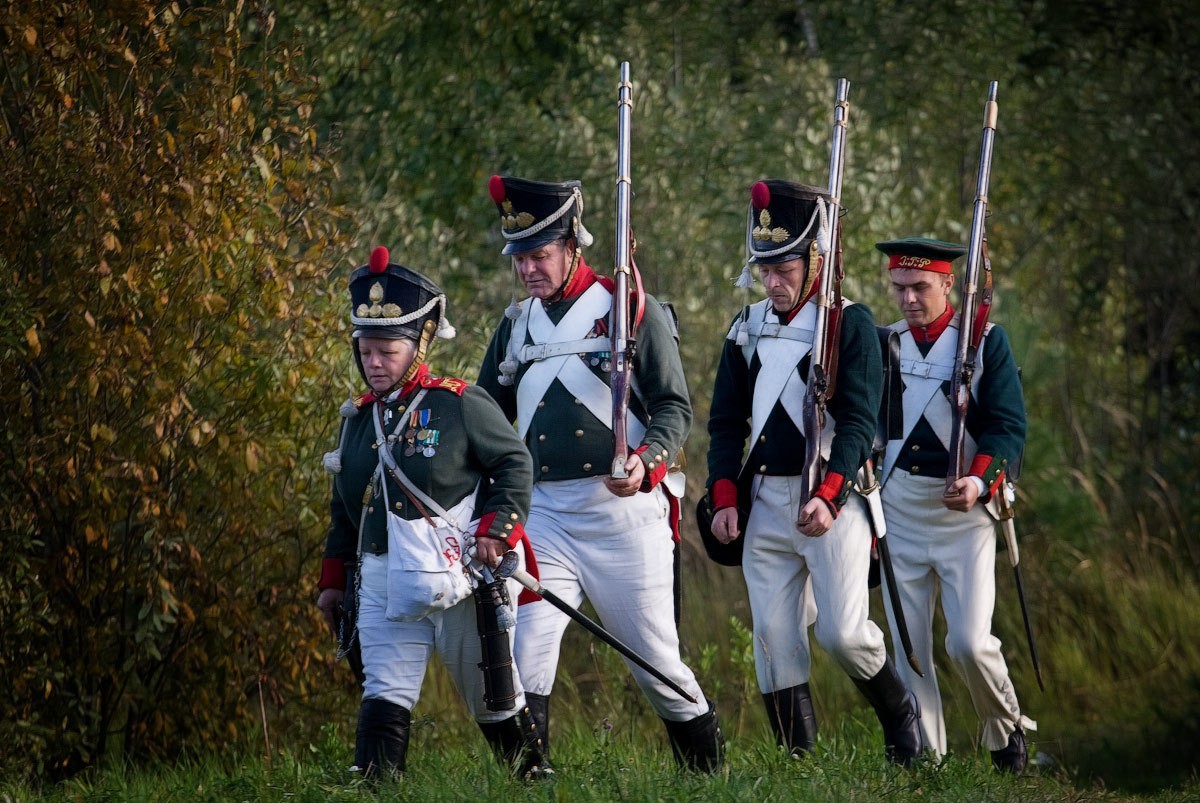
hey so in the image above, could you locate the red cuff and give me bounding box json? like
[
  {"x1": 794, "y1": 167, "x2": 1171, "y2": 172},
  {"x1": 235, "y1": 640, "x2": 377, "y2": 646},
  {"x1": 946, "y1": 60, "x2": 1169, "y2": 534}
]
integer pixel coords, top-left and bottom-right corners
[
  {"x1": 711, "y1": 478, "x2": 739, "y2": 511},
  {"x1": 968, "y1": 454, "x2": 1005, "y2": 495},
  {"x1": 317, "y1": 558, "x2": 346, "y2": 592},
  {"x1": 813, "y1": 471, "x2": 848, "y2": 517},
  {"x1": 474, "y1": 512, "x2": 527, "y2": 549},
  {"x1": 634, "y1": 444, "x2": 668, "y2": 491}
]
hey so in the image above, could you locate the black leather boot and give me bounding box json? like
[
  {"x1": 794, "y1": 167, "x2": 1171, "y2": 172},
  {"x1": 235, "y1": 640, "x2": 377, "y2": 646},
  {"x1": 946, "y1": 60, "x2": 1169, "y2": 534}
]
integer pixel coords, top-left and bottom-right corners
[
  {"x1": 762, "y1": 683, "x2": 818, "y2": 756},
  {"x1": 353, "y1": 697, "x2": 411, "y2": 779},
  {"x1": 991, "y1": 728, "x2": 1028, "y2": 774},
  {"x1": 851, "y1": 659, "x2": 923, "y2": 767},
  {"x1": 661, "y1": 704, "x2": 725, "y2": 772},
  {"x1": 479, "y1": 705, "x2": 553, "y2": 779},
  {"x1": 525, "y1": 692, "x2": 551, "y2": 762}
]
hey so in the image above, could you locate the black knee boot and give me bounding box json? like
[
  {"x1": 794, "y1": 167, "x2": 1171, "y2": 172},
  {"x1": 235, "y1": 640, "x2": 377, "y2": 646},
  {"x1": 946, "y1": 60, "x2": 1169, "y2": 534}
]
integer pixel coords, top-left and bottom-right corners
[
  {"x1": 525, "y1": 692, "x2": 551, "y2": 762},
  {"x1": 661, "y1": 704, "x2": 725, "y2": 772},
  {"x1": 991, "y1": 728, "x2": 1028, "y2": 774},
  {"x1": 763, "y1": 683, "x2": 818, "y2": 756},
  {"x1": 851, "y1": 658, "x2": 923, "y2": 767},
  {"x1": 353, "y1": 697, "x2": 411, "y2": 779},
  {"x1": 478, "y1": 704, "x2": 553, "y2": 779}
]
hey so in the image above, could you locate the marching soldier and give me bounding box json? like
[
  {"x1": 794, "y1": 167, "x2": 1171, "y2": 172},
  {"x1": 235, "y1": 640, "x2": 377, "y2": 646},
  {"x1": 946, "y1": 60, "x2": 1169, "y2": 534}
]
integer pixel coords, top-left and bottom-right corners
[
  {"x1": 875, "y1": 236, "x2": 1035, "y2": 772},
  {"x1": 477, "y1": 175, "x2": 723, "y2": 771},
  {"x1": 704, "y1": 180, "x2": 922, "y2": 765},
  {"x1": 315, "y1": 247, "x2": 548, "y2": 779}
]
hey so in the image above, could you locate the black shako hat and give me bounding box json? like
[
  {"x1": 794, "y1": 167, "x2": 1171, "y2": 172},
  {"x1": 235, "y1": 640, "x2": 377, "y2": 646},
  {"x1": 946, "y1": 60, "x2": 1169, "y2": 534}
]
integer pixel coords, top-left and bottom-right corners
[
  {"x1": 746, "y1": 179, "x2": 832, "y2": 264},
  {"x1": 488, "y1": 175, "x2": 594, "y2": 255},
  {"x1": 349, "y1": 246, "x2": 455, "y2": 342}
]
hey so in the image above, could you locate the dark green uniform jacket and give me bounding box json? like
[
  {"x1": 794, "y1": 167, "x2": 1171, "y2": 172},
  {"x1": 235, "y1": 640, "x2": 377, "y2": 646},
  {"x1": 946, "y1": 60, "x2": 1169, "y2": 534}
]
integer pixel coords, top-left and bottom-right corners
[
  {"x1": 318, "y1": 364, "x2": 532, "y2": 592},
  {"x1": 706, "y1": 300, "x2": 882, "y2": 513},
  {"x1": 477, "y1": 262, "x2": 690, "y2": 491}
]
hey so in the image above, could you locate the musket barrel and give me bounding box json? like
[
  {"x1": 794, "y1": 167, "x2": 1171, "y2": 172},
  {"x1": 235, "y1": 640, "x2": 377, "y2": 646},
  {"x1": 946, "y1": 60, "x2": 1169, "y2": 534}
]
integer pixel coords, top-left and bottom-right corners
[
  {"x1": 610, "y1": 61, "x2": 634, "y2": 477},
  {"x1": 947, "y1": 81, "x2": 999, "y2": 485}
]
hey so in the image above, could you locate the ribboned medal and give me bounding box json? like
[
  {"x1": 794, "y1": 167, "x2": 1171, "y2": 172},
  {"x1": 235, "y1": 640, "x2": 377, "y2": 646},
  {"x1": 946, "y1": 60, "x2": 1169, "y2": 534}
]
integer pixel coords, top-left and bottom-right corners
[{"x1": 421, "y1": 429, "x2": 439, "y2": 458}]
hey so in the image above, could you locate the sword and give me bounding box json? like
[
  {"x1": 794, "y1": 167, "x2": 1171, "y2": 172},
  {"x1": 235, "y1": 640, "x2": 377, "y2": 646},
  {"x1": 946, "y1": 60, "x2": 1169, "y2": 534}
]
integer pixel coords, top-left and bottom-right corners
[
  {"x1": 996, "y1": 481, "x2": 1045, "y2": 692},
  {"x1": 495, "y1": 551, "x2": 698, "y2": 704},
  {"x1": 858, "y1": 464, "x2": 923, "y2": 677}
]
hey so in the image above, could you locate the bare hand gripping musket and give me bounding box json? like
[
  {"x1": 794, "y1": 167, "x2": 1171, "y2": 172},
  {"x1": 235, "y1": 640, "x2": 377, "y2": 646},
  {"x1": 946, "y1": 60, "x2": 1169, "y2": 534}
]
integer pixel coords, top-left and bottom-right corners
[
  {"x1": 799, "y1": 78, "x2": 850, "y2": 505},
  {"x1": 610, "y1": 61, "x2": 646, "y2": 478},
  {"x1": 948, "y1": 82, "x2": 1044, "y2": 691}
]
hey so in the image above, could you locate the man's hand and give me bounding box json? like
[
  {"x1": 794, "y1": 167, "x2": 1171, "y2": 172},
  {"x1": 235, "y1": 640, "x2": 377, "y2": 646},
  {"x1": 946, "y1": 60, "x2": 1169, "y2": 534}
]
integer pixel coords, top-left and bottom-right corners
[
  {"x1": 712, "y1": 507, "x2": 742, "y2": 544},
  {"x1": 316, "y1": 588, "x2": 344, "y2": 639},
  {"x1": 603, "y1": 454, "x2": 646, "y2": 497},
  {"x1": 796, "y1": 497, "x2": 834, "y2": 537},
  {"x1": 942, "y1": 476, "x2": 982, "y2": 512},
  {"x1": 474, "y1": 534, "x2": 507, "y2": 568}
]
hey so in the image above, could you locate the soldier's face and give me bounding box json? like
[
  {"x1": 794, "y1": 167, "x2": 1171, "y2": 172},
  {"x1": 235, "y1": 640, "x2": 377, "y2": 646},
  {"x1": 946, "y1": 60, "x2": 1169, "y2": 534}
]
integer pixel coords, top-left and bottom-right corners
[
  {"x1": 513, "y1": 239, "x2": 573, "y2": 299},
  {"x1": 759, "y1": 255, "x2": 817, "y2": 313},
  {"x1": 358, "y1": 336, "x2": 418, "y2": 393},
  {"x1": 890, "y1": 267, "x2": 953, "y2": 328}
]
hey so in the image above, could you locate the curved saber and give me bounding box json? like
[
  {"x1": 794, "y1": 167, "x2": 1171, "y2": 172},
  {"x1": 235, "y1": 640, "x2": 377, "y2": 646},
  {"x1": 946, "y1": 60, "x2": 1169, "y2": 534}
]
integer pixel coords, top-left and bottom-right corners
[
  {"x1": 495, "y1": 551, "x2": 698, "y2": 704},
  {"x1": 859, "y1": 466, "x2": 923, "y2": 677}
]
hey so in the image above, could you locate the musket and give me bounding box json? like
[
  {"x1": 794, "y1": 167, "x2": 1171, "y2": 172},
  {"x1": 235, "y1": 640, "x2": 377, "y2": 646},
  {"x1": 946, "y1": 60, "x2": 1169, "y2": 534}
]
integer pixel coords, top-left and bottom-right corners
[
  {"x1": 610, "y1": 61, "x2": 646, "y2": 478},
  {"x1": 495, "y1": 551, "x2": 698, "y2": 704},
  {"x1": 799, "y1": 78, "x2": 850, "y2": 504},
  {"x1": 946, "y1": 81, "x2": 997, "y2": 489},
  {"x1": 949, "y1": 82, "x2": 1044, "y2": 690}
]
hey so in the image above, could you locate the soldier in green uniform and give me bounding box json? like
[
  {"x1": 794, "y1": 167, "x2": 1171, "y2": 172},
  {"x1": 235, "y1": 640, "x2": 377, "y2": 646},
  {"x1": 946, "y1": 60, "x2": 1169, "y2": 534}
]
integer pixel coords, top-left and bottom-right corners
[
  {"x1": 316, "y1": 247, "x2": 548, "y2": 778},
  {"x1": 704, "y1": 180, "x2": 922, "y2": 765},
  {"x1": 477, "y1": 175, "x2": 723, "y2": 771},
  {"x1": 876, "y1": 236, "x2": 1034, "y2": 771}
]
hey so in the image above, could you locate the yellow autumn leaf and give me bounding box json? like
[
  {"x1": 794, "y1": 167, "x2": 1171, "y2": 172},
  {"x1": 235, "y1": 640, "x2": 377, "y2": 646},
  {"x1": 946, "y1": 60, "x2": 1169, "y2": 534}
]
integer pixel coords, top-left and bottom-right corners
[
  {"x1": 245, "y1": 443, "x2": 260, "y2": 472},
  {"x1": 23, "y1": 26, "x2": 36, "y2": 48},
  {"x1": 24, "y1": 326, "x2": 40, "y2": 356}
]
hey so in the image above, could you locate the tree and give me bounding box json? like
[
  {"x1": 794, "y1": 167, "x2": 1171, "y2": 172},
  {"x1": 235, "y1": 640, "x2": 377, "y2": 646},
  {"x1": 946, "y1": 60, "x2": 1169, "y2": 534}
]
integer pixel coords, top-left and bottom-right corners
[{"x1": 0, "y1": 0, "x2": 348, "y2": 778}]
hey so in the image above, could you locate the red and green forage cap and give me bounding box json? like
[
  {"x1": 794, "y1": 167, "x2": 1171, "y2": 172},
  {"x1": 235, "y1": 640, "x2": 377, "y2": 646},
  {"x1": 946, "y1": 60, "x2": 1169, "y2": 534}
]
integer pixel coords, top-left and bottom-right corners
[
  {"x1": 875, "y1": 237, "x2": 967, "y2": 274},
  {"x1": 487, "y1": 175, "x2": 594, "y2": 255}
]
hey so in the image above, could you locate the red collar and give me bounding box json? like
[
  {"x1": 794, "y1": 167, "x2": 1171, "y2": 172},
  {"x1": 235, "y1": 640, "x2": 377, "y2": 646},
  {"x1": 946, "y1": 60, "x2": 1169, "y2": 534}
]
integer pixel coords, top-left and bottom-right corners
[
  {"x1": 911, "y1": 305, "x2": 954, "y2": 343},
  {"x1": 398, "y1": 362, "x2": 430, "y2": 397},
  {"x1": 547, "y1": 256, "x2": 615, "y2": 303}
]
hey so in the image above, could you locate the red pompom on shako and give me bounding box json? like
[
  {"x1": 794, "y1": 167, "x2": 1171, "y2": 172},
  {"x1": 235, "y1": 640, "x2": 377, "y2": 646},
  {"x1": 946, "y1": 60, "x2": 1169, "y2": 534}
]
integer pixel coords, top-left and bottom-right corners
[
  {"x1": 488, "y1": 175, "x2": 507, "y2": 204},
  {"x1": 751, "y1": 180, "x2": 771, "y2": 210},
  {"x1": 369, "y1": 246, "x2": 390, "y2": 274}
]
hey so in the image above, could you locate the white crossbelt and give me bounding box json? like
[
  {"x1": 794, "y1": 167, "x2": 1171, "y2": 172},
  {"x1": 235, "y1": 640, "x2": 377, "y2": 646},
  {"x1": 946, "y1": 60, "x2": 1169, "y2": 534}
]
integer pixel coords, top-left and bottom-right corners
[{"x1": 511, "y1": 283, "x2": 646, "y2": 446}]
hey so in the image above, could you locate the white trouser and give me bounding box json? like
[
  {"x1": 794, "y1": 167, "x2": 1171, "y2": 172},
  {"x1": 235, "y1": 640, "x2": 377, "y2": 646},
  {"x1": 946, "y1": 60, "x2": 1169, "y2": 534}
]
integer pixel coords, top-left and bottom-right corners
[
  {"x1": 514, "y1": 477, "x2": 709, "y2": 721},
  {"x1": 742, "y1": 474, "x2": 887, "y2": 693},
  {"x1": 357, "y1": 553, "x2": 526, "y2": 723},
  {"x1": 881, "y1": 470, "x2": 1035, "y2": 754}
]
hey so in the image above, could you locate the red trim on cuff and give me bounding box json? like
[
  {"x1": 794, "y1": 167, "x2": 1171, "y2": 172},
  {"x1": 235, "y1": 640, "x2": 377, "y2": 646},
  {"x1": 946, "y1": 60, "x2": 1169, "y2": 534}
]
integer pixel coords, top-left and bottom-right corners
[
  {"x1": 814, "y1": 471, "x2": 846, "y2": 516},
  {"x1": 318, "y1": 558, "x2": 346, "y2": 592},
  {"x1": 968, "y1": 454, "x2": 1003, "y2": 494},
  {"x1": 711, "y1": 478, "x2": 739, "y2": 511},
  {"x1": 633, "y1": 444, "x2": 667, "y2": 492},
  {"x1": 517, "y1": 535, "x2": 541, "y2": 606},
  {"x1": 503, "y1": 521, "x2": 526, "y2": 548}
]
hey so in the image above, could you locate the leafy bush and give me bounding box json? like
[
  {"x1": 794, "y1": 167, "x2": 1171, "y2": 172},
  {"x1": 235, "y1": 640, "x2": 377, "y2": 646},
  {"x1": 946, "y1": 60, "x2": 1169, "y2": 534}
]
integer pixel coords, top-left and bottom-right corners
[{"x1": 0, "y1": 0, "x2": 349, "y2": 779}]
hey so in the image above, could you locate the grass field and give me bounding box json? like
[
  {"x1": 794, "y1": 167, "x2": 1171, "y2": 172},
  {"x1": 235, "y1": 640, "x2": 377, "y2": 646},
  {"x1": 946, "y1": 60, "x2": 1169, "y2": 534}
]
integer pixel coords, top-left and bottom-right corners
[{"x1": 5, "y1": 714, "x2": 1197, "y2": 803}]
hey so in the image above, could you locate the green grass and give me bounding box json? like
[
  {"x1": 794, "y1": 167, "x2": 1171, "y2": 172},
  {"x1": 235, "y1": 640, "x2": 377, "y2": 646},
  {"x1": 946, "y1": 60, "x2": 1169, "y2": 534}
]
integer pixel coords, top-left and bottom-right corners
[{"x1": 5, "y1": 716, "x2": 1197, "y2": 803}]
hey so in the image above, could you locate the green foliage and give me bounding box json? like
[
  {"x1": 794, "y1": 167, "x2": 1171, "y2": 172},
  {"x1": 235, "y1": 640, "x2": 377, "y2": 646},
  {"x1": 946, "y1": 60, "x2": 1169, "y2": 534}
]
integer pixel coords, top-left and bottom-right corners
[{"x1": 0, "y1": 0, "x2": 350, "y2": 780}]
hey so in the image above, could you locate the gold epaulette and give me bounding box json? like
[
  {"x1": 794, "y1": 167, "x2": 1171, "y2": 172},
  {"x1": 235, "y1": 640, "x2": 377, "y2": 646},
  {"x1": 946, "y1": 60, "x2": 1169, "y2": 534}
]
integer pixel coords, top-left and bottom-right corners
[{"x1": 419, "y1": 375, "x2": 469, "y2": 396}]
